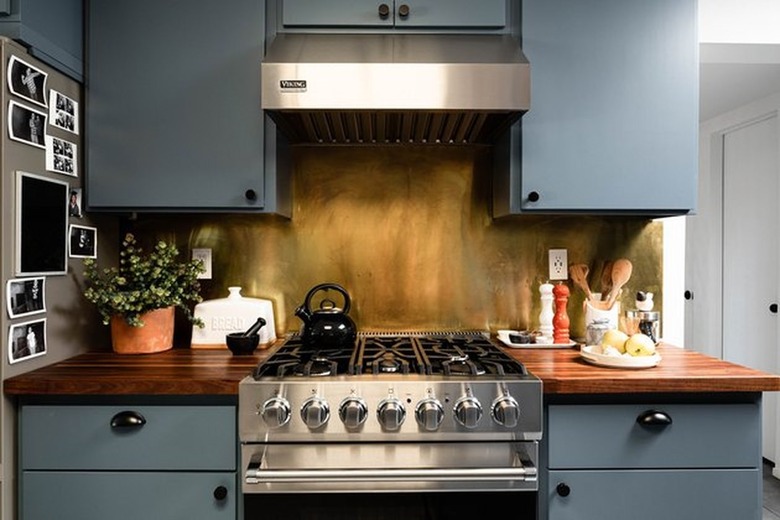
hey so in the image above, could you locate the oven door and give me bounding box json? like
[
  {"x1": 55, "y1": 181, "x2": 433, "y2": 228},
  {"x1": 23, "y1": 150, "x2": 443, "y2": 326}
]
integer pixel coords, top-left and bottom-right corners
[{"x1": 241, "y1": 441, "x2": 537, "y2": 493}]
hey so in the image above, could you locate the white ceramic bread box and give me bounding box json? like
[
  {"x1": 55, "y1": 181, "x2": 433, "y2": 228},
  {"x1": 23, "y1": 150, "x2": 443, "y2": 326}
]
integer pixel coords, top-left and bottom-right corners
[{"x1": 191, "y1": 287, "x2": 277, "y2": 349}]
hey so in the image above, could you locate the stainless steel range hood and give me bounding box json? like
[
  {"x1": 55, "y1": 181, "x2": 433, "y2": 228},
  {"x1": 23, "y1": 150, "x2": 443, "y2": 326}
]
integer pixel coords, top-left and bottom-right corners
[{"x1": 261, "y1": 33, "x2": 529, "y2": 145}]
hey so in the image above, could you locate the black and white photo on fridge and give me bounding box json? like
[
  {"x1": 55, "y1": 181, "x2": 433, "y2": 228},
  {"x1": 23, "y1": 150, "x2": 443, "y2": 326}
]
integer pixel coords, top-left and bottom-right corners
[
  {"x1": 6, "y1": 55, "x2": 47, "y2": 108},
  {"x1": 6, "y1": 277, "x2": 46, "y2": 318},
  {"x1": 7, "y1": 318, "x2": 46, "y2": 364}
]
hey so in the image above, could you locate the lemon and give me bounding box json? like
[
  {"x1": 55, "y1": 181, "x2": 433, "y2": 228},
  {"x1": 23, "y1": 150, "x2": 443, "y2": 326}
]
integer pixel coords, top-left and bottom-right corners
[
  {"x1": 624, "y1": 333, "x2": 656, "y2": 356},
  {"x1": 600, "y1": 329, "x2": 629, "y2": 354}
]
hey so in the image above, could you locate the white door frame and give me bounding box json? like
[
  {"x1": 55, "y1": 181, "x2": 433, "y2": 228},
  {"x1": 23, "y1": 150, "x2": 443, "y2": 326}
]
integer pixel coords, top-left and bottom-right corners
[{"x1": 688, "y1": 91, "x2": 780, "y2": 468}]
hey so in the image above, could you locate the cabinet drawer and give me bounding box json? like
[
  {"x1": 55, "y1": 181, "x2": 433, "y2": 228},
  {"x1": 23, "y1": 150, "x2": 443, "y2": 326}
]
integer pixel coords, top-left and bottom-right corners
[
  {"x1": 547, "y1": 403, "x2": 759, "y2": 469},
  {"x1": 22, "y1": 471, "x2": 236, "y2": 520},
  {"x1": 21, "y1": 405, "x2": 236, "y2": 470},
  {"x1": 548, "y1": 469, "x2": 760, "y2": 520}
]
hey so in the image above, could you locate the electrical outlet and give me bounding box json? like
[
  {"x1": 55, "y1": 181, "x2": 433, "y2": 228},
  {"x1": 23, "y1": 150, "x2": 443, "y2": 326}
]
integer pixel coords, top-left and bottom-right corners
[
  {"x1": 192, "y1": 248, "x2": 212, "y2": 279},
  {"x1": 548, "y1": 249, "x2": 568, "y2": 281}
]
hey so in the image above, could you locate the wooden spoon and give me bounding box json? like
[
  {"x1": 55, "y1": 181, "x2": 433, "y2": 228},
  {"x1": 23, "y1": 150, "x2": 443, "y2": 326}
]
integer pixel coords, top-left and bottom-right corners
[
  {"x1": 606, "y1": 258, "x2": 633, "y2": 308},
  {"x1": 600, "y1": 260, "x2": 613, "y2": 300},
  {"x1": 569, "y1": 263, "x2": 595, "y2": 301}
]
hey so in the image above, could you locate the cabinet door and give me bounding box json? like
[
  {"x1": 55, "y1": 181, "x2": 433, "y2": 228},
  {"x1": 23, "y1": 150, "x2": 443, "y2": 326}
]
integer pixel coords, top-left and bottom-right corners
[
  {"x1": 283, "y1": 0, "x2": 395, "y2": 27},
  {"x1": 548, "y1": 469, "x2": 761, "y2": 520},
  {"x1": 22, "y1": 472, "x2": 236, "y2": 520},
  {"x1": 282, "y1": 0, "x2": 505, "y2": 29},
  {"x1": 505, "y1": 0, "x2": 697, "y2": 214},
  {"x1": 394, "y1": 1, "x2": 505, "y2": 28},
  {"x1": 0, "y1": 0, "x2": 83, "y2": 80},
  {"x1": 87, "y1": 0, "x2": 288, "y2": 213}
]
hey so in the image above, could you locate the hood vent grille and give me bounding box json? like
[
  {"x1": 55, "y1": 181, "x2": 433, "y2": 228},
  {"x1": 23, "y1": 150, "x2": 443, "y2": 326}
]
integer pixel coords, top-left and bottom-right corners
[{"x1": 270, "y1": 110, "x2": 519, "y2": 145}]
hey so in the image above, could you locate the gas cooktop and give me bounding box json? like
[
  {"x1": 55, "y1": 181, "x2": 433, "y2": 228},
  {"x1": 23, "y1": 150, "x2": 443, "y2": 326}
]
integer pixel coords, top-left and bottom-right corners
[
  {"x1": 240, "y1": 331, "x2": 542, "y2": 443},
  {"x1": 252, "y1": 331, "x2": 529, "y2": 379}
]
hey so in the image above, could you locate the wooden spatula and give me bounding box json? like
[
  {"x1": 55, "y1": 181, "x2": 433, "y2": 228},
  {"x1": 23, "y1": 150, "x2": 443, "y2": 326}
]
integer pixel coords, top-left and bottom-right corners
[
  {"x1": 606, "y1": 258, "x2": 633, "y2": 308},
  {"x1": 569, "y1": 263, "x2": 595, "y2": 301},
  {"x1": 600, "y1": 260, "x2": 613, "y2": 300}
]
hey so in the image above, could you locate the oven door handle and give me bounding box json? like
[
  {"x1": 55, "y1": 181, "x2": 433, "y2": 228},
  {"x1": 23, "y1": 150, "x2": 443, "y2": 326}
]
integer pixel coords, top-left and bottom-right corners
[{"x1": 246, "y1": 463, "x2": 536, "y2": 484}]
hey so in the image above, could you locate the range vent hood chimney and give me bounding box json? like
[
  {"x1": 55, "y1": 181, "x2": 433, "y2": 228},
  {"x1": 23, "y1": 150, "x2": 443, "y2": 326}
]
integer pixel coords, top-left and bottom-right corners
[{"x1": 261, "y1": 33, "x2": 530, "y2": 145}]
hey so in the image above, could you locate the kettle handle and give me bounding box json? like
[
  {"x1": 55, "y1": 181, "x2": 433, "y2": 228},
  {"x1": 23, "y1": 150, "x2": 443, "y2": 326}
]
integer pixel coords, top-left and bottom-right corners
[{"x1": 303, "y1": 283, "x2": 351, "y2": 314}]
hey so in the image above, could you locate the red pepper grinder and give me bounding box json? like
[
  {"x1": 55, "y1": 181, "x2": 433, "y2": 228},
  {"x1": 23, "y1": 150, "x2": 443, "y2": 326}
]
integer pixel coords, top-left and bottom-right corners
[{"x1": 552, "y1": 282, "x2": 570, "y2": 344}]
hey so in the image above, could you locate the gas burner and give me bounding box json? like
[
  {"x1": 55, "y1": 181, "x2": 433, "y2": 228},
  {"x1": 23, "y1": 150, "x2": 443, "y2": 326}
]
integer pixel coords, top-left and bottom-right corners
[
  {"x1": 291, "y1": 356, "x2": 338, "y2": 377},
  {"x1": 374, "y1": 353, "x2": 405, "y2": 374},
  {"x1": 442, "y1": 354, "x2": 486, "y2": 376}
]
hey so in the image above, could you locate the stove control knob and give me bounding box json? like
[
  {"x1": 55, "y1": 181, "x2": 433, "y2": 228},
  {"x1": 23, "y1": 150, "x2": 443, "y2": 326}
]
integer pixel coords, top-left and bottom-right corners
[
  {"x1": 415, "y1": 398, "x2": 444, "y2": 431},
  {"x1": 339, "y1": 397, "x2": 369, "y2": 429},
  {"x1": 377, "y1": 397, "x2": 406, "y2": 431},
  {"x1": 301, "y1": 396, "x2": 330, "y2": 430},
  {"x1": 454, "y1": 396, "x2": 483, "y2": 429},
  {"x1": 260, "y1": 397, "x2": 291, "y2": 428},
  {"x1": 491, "y1": 395, "x2": 520, "y2": 428}
]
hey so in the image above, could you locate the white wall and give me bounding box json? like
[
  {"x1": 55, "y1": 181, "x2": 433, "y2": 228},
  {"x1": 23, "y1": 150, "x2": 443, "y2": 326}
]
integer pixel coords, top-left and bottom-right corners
[{"x1": 699, "y1": 0, "x2": 780, "y2": 44}]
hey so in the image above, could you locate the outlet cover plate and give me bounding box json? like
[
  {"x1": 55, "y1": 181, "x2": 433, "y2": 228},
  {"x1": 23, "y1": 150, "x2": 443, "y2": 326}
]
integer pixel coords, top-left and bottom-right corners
[
  {"x1": 549, "y1": 249, "x2": 568, "y2": 281},
  {"x1": 192, "y1": 248, "x2": 212, "y2": 279}
]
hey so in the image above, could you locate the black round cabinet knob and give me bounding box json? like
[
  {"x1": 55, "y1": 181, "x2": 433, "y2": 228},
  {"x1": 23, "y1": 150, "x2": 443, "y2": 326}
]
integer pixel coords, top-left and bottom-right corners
[
  {"x1": 398, "y1": 4, "x2": 410, "y2": 18},
  {"x1": 556, "y1": 482, "x2": 571, "y2": 497},
  {"x1": 213, "y1": 486, "x2": 228, "y2": 501},
  {"x1": 244, "y1": 189, "x2": 257, "y2": 201},
  {"x1": 527, "y1": 191, "x2": 540, "y2": 203},
  {"x1": 770, "y1": 303, "x2": 778, "y2": 314},
  {"x1": 378, "y1": 3, "x2": 390, "y2": 18}
]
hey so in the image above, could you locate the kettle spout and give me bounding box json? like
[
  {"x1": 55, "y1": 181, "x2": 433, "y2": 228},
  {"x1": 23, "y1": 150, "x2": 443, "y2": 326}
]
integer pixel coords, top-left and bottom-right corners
[{"x1": 295, "y1": 305, "x2": 312, "y2": 324}]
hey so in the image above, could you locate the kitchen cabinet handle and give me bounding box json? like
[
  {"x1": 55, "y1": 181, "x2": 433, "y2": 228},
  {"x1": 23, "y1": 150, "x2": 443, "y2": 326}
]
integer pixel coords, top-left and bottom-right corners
[
  {"x1": 527, "y1": 191, "x2": 540, "y2": 203},
  {"x1": 684, "y1": 290, "x2": 694, "y2": 300},
  {"x1": 556, "y1": 482, "x2": 571, "y2": 497},
  {"x1": 398, "y1": 4, "x2": 410, "y2": 18},
  {"x1": 378, "y1": 3, "x2": 390, "y2": 19},
  {"x1": 213, "y1": 485, "x2": 228, "y2": 501},
  {"x1": 636, "y1": 409, "x2": 672, "y2": 427},
  {"x1": 244, "y1": 189, "x2": 257, "y2": 201},
  {"x1": 110, "y1": 410, "x2": 146, "y2": 429},
  {"x1": 770, "y1": 303, "x2": 778, "y2": 314}
]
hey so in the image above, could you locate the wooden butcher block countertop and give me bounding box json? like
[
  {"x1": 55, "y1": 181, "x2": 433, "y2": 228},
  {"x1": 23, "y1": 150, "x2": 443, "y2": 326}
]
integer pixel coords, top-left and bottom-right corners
[{"x1": 4, "y1": 342, "x2": 780, "y2": 396}]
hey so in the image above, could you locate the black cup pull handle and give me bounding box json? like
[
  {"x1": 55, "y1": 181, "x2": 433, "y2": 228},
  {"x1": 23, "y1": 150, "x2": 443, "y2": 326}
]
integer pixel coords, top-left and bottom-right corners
[
  {"x1": 527, "y1": 191, "x2": 540, "y2": 203},
  {"x1": 636, "y1": 409, "x2": 672, "y2": 427},
  {"x1": 770, "y1": 303, "x2": 778, "y2": 314},
  {"x1": 110, "y1": 410, "x2": 146, "y2": 429}
]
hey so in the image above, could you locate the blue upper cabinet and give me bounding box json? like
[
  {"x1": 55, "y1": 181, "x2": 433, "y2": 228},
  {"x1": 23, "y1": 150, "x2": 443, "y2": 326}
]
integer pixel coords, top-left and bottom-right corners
[
  {"x1": 494, "y1": 0, "x2": 698, "y2": 216},
  {"x1": 87, "y1": 0, "x2": 291, "y2": 214},
  {"x1": 281, "y1": 0, "x2": 506, "y2": 30},
  {"x1": 0, "y1": 0, "x2": 83, "y2": 81}
]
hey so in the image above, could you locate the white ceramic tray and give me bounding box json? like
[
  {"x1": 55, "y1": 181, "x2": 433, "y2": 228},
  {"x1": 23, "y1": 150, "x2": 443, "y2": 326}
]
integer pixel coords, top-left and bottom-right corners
[
  {"x1": 580, "y1": 345, "x2": 661, "y2": 369},
  {"x1": 497, "y1": 336, "x2": 577, "y2": 349}
]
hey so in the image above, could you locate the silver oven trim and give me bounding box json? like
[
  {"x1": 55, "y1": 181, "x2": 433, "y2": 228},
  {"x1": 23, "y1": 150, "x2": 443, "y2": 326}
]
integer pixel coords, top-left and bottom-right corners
[{"x1": 242, "y1": 441, "x2": 538, "y2": 493}]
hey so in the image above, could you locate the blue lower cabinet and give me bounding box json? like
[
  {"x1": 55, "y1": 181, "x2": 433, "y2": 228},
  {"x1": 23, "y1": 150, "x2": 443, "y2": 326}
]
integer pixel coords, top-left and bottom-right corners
[
  {"x1": 19, "y1": 404, "x2": 239, "y2": 520},
  {"x1": 22, "y1": 472, "x2": 236, "y2": 520},
  {"x1": 548, "y1": 469, "x2": 761, "y2": 520}
]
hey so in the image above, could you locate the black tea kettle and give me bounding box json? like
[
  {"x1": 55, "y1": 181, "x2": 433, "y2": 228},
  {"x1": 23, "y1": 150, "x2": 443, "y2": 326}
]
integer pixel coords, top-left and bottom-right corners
[{"x1": 295, "y1": 283, "x2": 357, "y2": 349}]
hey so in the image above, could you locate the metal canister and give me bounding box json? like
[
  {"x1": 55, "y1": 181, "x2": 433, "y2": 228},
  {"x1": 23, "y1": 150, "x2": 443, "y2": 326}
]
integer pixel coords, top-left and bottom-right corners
[{"x1": 585, "y1": 318, "x2": 611, "y2": 346}]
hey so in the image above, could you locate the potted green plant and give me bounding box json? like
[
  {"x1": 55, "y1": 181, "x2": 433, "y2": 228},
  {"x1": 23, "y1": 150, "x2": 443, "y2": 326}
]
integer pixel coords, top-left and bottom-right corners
[{"x1": 83, "y1": 233, "x2": 205, "y2": 354}]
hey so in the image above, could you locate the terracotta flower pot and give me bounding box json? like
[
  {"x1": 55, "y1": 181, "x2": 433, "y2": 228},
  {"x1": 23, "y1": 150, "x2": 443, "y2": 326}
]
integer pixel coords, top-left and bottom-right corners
[{"x1": 110, "y1": 307, "x2": 175, "y2": 354}]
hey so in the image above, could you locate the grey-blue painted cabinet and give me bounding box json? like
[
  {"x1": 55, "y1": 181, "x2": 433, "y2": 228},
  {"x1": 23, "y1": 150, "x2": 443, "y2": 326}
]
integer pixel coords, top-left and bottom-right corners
[
  {"x1": 19, "y1": 404, "x2": 237, "y2": 520},
  {"x1": 493, "y1": 0, "x2": 698, "y2": 216},
  {"x1": 86, "y1": 0, "x2": 291, "y2": 214},
  {"x1": 543, "y1": 400, "x2": 763, "y2": 520},
  {"x1": 0, "y1": 0, "x2": 83, "y2": 81},
  {"x1": 280, "y1": 0, "x2": 506, "y2": 29}
]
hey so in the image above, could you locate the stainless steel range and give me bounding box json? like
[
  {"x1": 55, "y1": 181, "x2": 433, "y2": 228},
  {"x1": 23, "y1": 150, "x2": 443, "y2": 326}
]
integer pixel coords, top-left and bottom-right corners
[{"x1": 238, "y1": 331, "x2": 542, "y2": 497}]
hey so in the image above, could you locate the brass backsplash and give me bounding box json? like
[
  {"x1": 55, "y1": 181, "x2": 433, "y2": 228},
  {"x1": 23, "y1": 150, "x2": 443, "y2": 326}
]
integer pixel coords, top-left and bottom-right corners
[{"x1": 129, "y1": 146, "x2": 662, "y2": 343}]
